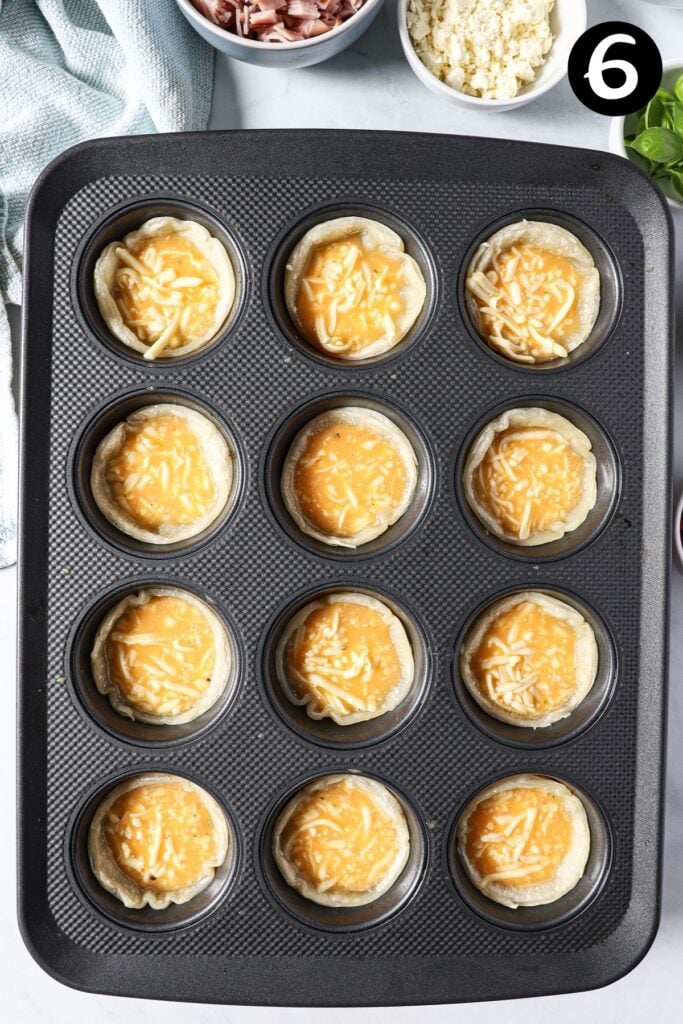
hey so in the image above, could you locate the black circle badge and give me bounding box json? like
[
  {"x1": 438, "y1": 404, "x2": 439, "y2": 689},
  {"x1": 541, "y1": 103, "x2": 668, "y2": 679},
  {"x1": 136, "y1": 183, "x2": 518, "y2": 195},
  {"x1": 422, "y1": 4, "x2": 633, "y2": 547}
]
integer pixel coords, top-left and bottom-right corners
[{"x1": 568, "y1": 22, "x2": 662, "y2": 116}]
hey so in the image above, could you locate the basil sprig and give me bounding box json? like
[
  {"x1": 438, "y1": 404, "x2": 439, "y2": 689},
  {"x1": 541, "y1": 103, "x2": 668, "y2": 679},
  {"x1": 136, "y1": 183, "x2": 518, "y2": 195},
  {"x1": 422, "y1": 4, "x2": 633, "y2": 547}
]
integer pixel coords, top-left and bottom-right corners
[{"x1": 625, "y1": 74, "x2": 683, "y2": 200}]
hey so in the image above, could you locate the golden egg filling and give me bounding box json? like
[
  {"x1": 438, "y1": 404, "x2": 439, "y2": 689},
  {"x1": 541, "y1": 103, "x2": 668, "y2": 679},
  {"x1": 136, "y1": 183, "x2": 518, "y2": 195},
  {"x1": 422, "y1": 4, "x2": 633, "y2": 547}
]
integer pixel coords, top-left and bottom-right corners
[
  {"x1": 88, "y1": 774, "x2": 229, "y2": 910},
  {"x1": 465, "y1": 220, "x2": 600, "y2": 364},
  {"x1": 460, "y1": 592, "x2": 598, "y2": 728},
  {"x1": 281, "y1": 407, "x2": 418, "y2": 548},
  {"x1": 276, "y1": 593, "x2": 414, "y2": 726},
  {"x1": 94, "y1": 216, "x2": 236, "y2": 360},
  {"x1": 464, "y1": 408, "x2": 597, "y2": 546},
  {"x1": 91, "y1": 403, "x2": 232, "y2": 545},
  {"x1": 91, "y1": 588, "x2": 231, "y2": 725},
  {"x1": 284, "y1": 216, "x2": 426, "y2": 360},
  {"x1": 457, "y1": 775, "x2": 590, "y2": 909},
  {"x1": 273, "y1": 775, "x2": 410, "y2": 907}
]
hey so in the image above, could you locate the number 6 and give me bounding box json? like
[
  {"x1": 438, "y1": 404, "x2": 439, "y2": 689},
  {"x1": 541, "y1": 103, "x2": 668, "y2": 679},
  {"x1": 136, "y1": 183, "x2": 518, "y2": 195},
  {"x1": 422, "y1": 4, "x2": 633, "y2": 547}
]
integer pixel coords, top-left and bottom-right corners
[{"x1": 584, "y1": 33, "x2": 639, "y2": 101}]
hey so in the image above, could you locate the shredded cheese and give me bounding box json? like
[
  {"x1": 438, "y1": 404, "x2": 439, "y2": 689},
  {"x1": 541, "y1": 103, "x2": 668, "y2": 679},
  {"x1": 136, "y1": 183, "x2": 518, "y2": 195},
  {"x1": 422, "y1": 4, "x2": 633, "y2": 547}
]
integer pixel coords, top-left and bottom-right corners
[
  {"x1": 105, "y1": 413, "x2": 216, "y2": 531},
  {"x1": 104, "y1": 781, "x2": 218, "y2": 893},
  {"x1": 285, "y1": 600, "x2": 402, "y2": 719},
  {"x1": 281, "y1": 779, "x2": 400, "y2": 895},
  {"x1": 295, "y1": 234, "x2": 405, "y2": 356},
  {"x1": 474, "y1": 427, "x2": 584, "y2": 540},
  {"x1": 470, "y1": 600, "x2": 577, "y2": 719},
  {"x1": 465, "y1": 785, "x2": 572, "y2": 888},
  {"x1": 467, "y1": 243, "x2": 585, "y2": 362},
  {"x1": 112, "y1": 234, "x2": 220, "y2": 354},
  {"x1": 292, "y1": 421, "x2": 408, "y2": 539},
  {"x1": 106, "y1": 595, "x2": 215, "y2": 717}
]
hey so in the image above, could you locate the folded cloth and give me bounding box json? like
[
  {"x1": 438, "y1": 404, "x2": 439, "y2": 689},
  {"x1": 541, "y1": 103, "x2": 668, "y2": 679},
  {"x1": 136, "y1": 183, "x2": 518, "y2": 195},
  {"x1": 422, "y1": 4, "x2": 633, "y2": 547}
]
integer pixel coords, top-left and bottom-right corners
[{"x1": 0, "y1": 0, "x2": 215, "y2": 567}]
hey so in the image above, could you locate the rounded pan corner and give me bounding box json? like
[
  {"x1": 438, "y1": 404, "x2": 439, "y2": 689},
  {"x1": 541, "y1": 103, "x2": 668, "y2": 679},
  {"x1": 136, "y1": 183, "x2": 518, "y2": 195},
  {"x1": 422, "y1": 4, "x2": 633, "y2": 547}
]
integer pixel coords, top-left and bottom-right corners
[
  {"x1": 25, "y1": 139, "x2": 112, "y2": 231},
  {"x1": 587, "y1": 146, "x2": 675, "y2": 240},
  {"x1": 522, "y1": 897, "x2": 663, "y2": 1002},
  {"x1": 589, "y1": 898, "x2": 662, "y2": 995},
  {"x1": 17, "y1": 897, "x2": 100, "y2": 997}
]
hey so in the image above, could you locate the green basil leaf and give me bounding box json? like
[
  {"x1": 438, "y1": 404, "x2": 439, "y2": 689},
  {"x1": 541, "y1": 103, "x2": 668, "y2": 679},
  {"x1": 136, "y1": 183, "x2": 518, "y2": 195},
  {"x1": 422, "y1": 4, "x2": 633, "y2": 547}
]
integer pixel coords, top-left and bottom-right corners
[
  {"x1": 674, "y1": 74, "x2": 683, "y2": 105},
  {"x1": 646, "y1": 89, "x2": 675, "y2": 128},
  {"x1": 625, "y1": 147, "x2": 655, "y2": 178},
  {"x1": 630, "y1": 127, "x2": 683, "y2": 164},
  {"x1": 645, "y1": 95, "x2": 664, "y2": 128},
  {"x1": 674, "y1": 104, "x2": 683, "y2": 139},
  {"x1": 670, "y1": 171, "x2": 683, "y2": 200}
]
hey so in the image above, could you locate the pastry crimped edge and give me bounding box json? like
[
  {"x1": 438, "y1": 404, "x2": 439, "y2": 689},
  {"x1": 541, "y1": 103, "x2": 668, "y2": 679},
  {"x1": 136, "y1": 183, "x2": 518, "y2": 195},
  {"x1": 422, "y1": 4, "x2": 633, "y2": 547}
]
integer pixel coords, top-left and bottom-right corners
[
  {"x1": 281, "y1": 406, "x2": 418, "y2": 548},
  {"x1": 91, "y1": 587, "x2": 231, "y2": 725},
  {"x1": 272, "y1": 773, "x2": 410, "y2": 908},
  {"x1": 463, "y1": 407, "x2": 597, "y2": 547},
  {"x1": 88, "y1": 773, "x2": 230, "y2": 910},
  {"x1": 284, "y1": 216, "x2": 427, "y2": 360},
  {"x1": 460, "y1": 591, "x2": 599, "y2": 728},
  {"x1": 275, "y1": 592, "x2": 414, "y2": 726},
  {"x1": 94, "y1": 216, "x2": 236, "y2": 359},
  {"x1": 456, "y1": 774, "x2": 590, "y2": 909},
  {"x1": 91, "y1": 402, "x2": 232, "y2": 545},
  {"x1": 465, "y1": 219, "x2": 601, "y2": 364}
]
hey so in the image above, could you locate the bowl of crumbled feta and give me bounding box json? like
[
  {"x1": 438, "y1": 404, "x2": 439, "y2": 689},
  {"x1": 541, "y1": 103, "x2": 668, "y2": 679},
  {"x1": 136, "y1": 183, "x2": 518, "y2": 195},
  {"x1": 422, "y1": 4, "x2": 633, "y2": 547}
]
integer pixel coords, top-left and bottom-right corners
[{"x1": 399, "y1": 0, "x2": 586, "y2": 111}]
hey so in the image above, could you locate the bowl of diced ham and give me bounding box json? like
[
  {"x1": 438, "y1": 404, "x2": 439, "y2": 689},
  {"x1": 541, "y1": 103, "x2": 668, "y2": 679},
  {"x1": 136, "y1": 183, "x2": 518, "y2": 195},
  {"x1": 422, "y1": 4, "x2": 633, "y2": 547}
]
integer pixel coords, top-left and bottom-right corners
[{"x1": 176, "y1": 0, "x2": 384, "y2": 67}]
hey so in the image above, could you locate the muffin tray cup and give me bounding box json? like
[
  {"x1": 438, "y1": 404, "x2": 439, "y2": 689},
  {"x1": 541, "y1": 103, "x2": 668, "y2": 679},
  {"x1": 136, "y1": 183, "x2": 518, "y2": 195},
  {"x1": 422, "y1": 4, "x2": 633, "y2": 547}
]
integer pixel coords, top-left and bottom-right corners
[{"x1": 17, "y1": 130, "x2": 672, "y2": 1006}]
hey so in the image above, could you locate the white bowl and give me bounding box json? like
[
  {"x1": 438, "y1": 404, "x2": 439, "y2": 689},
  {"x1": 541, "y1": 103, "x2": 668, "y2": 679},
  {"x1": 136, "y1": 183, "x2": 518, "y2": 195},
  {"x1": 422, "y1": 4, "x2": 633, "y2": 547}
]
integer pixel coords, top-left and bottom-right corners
[
  {"x1": 674, "y1": 489, "x2": 683, "y2": 571},
  {"x1": 398, "y1": 0, "x2": 586, "y2": 112},
  {"x1": 175, "y1": 0, "x2": 384, "y2": 69},
  {"x1": 608, "y1": 58, "x2": 683, "y2": 213}
]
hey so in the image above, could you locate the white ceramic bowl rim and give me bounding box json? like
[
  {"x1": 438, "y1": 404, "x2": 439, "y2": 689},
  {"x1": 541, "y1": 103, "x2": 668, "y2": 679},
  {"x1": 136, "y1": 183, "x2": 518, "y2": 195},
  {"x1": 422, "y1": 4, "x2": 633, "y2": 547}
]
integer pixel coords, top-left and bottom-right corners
[
  {"x1": 674, "y1": 489, "x2": 683, "y2": 570},
  {"x1": 177, "y1": 0, "x2": 383, "y2": 50},
  {"x1": 397, "y1": 0, "x2": 587, "y2": 108},
  {"x1": 609, "y1": 58, "x2": 683, "y2": 209}
]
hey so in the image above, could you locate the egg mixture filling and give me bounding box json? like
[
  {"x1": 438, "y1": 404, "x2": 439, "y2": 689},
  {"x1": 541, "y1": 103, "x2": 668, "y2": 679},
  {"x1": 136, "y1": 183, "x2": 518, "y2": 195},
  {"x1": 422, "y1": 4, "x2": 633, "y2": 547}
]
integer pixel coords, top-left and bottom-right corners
[
  {"x1": 295, "y1": 234, "x2": 407, "y2": 357},
  {"x1": 103, "y1": 781, "x2": 218, "y2": 894},
  {"x1": 112, "y1": 233, "x2": 220, "y2": 358},
  {"x1": 280, "y1": 779, "x2": 401, "y2": 896},
  {"x1": 284, "y1": 600, "x2": 402, "y2": 719},
  {"x1": 473, "y1": 426, "x2": 585, "y2": 541},
  {"x1": 292, "y1": 421, "x2": 408, "y2": 539},
  {"x1": 105, "y1": 595, "x2": 216, "y2": 719},
  {"x1": 470, "y1": 600, "x2": 577, "y2": 721},
  {"x1": 104, "y1": 413, "x2": 216, "y2": 532},
  {"x1": 464, "y1": 785, "x2": 573, "y2": 888},
  {"x1": 467, "y1": 243, "x2": 586, "y2": 362}
]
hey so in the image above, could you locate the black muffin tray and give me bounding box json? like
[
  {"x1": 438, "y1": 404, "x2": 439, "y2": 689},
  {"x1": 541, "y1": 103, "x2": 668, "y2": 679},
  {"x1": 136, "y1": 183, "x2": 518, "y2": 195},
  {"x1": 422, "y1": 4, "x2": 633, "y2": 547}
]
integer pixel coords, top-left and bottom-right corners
[{"x1": 18, "y1": 130, "x2": 672, "y2": 1006}]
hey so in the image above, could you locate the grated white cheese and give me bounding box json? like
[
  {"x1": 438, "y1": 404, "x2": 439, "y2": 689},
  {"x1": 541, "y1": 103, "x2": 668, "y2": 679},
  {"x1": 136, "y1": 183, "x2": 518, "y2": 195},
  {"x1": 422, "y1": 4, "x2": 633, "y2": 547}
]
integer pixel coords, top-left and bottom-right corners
[{"x1": 406, "y1": 0, "x2": 554, "y2": 100}]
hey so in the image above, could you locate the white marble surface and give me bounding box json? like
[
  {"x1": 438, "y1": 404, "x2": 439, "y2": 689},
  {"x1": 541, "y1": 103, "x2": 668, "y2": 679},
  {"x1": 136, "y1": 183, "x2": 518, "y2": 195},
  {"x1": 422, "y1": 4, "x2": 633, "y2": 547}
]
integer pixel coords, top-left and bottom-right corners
[{"x1": 3, "y1": 0, "x2": 683, "y2": 1018}]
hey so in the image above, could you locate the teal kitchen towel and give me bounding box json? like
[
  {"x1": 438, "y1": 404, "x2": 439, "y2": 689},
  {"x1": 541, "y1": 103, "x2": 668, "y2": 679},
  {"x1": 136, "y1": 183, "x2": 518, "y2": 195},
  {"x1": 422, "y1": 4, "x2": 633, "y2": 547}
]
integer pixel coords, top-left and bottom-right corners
[{"x1": 0, "y1": 0, "x2": 215, "y2": 567}]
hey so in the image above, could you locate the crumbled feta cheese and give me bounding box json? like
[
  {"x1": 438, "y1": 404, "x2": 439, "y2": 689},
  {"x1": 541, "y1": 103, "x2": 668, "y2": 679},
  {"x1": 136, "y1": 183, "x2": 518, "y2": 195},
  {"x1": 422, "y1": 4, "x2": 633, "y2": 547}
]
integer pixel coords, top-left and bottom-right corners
[{"x1": 406, "y1": 0, "x2": 555, "y2": 101}]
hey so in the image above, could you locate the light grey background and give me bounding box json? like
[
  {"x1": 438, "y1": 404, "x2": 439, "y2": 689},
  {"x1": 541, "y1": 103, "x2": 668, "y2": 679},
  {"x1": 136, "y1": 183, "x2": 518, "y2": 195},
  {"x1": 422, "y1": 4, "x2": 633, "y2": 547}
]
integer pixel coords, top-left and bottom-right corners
[{"x1": 2, "y1": 0, "x2": 682, "y2": 1018}]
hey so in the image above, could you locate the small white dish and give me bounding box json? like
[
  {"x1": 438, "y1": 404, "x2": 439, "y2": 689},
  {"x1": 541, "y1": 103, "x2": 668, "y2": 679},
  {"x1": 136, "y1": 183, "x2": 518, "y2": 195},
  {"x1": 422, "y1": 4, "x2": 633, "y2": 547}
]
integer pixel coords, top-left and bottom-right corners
[
  {"x1": 397, "y1": 0, "x2": 586, "y2": 113},
  {"x1": 674, "y1": 489, "x2": 683, "y2": 571},
  {"x1": 608, "y1": 58, "x2": 683, "y2": 213},
  {"x1": 175, "y1": 0, "x2": 384, "y2": 70}
]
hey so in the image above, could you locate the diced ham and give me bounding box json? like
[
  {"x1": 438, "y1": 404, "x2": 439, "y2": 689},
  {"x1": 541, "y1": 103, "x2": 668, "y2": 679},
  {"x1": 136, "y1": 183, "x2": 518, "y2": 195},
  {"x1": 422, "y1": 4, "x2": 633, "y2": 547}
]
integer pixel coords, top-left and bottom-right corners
[
  {"x1": 287, "y1": 2, "x2": 321, "y2": 20},
  {"x1": 249, "y1": 9, "x2": 280, "y2": 27},
  {"x1": 191, "y1": 0, "x2": 234, "y2": 27},
  {"x1": 190, "y1": 0, "x2": 366, "y2": 42}
]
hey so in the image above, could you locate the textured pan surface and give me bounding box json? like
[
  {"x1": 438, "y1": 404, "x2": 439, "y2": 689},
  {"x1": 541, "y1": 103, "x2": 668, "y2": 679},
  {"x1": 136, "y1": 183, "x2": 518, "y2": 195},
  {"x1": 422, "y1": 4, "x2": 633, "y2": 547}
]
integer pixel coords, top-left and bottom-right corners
[{"x1": 18, "y1": 131, "x2": 671, "y2": 1006}]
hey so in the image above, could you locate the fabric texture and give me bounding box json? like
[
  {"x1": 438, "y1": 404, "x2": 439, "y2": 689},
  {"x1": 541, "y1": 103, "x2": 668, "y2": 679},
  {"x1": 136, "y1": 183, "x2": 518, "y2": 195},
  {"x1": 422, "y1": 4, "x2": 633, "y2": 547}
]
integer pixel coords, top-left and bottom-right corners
[{"x1": 0, "y1": 0, "x2": 215, "y2": 566}]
